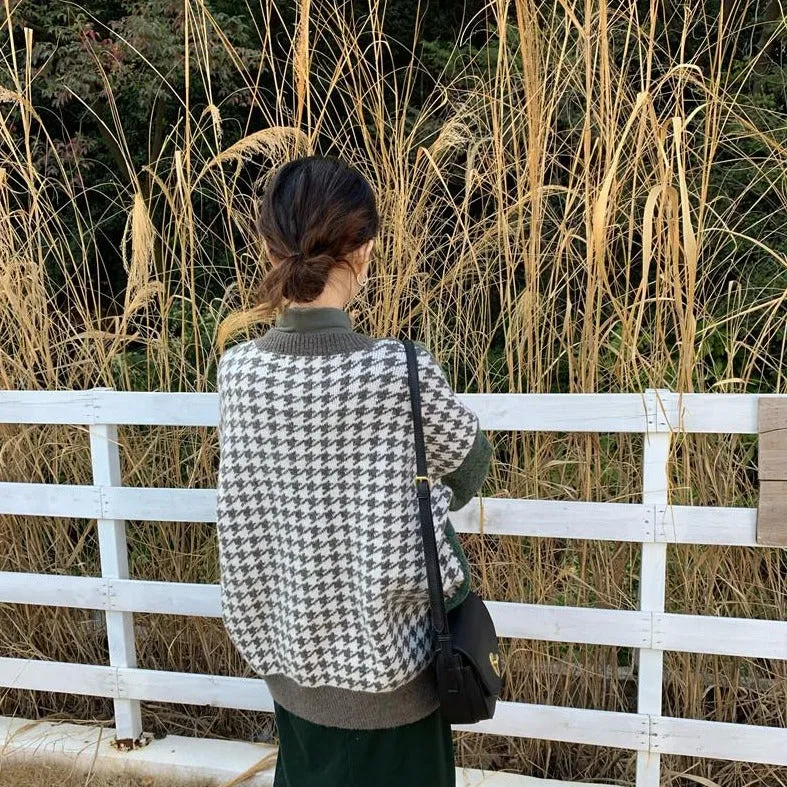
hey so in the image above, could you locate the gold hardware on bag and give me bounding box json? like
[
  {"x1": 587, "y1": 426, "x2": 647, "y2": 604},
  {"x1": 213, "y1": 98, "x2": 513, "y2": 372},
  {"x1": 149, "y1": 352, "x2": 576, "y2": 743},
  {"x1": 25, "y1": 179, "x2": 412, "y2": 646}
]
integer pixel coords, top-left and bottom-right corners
[
  {"x1": 414, "y1": 475, "x2": 430, "y2": 486},
  {"x1": 489, "y1": 652, "x2": 500, "y2": 677}
]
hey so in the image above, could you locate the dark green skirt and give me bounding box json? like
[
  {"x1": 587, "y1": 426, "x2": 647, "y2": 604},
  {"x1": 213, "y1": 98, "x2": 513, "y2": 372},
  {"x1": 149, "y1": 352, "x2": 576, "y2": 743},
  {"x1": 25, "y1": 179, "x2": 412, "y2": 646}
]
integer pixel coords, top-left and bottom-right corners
[{"x1": 272, "y1": 700, "x2": 456, "y2": 787}]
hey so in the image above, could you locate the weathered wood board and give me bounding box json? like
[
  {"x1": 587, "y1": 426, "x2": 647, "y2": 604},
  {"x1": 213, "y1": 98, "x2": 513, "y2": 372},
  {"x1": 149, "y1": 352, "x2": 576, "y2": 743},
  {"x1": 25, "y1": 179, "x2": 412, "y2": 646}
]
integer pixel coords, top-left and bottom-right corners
[{"x1": 757, "y1": 398, "x2": 787, "y2": 546}]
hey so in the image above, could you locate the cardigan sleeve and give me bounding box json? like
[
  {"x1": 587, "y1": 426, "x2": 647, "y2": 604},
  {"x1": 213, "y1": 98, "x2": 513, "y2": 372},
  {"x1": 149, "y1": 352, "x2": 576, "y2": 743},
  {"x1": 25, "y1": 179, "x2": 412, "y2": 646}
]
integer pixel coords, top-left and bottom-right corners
[
  {"x1": 443, "y1": 428, "x2": 493, "y2": 511},
  {"x1": 412, "y1": 343, "x2": 492, "y2": 503}
]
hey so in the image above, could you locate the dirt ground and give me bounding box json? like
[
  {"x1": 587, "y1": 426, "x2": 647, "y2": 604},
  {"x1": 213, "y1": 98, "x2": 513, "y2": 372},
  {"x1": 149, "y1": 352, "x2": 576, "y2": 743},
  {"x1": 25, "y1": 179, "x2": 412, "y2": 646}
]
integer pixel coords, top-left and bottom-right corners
[{"x1": 0, "y1": 761, "x2": 215, "y2": 787}]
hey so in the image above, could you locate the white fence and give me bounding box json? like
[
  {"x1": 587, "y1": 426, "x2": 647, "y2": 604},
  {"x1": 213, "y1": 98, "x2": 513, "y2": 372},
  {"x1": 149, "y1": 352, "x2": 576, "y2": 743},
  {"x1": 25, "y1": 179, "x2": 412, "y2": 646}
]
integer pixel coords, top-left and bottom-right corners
[{"x1": 1, "y1": 388, "x2": 786, "y2": 787}]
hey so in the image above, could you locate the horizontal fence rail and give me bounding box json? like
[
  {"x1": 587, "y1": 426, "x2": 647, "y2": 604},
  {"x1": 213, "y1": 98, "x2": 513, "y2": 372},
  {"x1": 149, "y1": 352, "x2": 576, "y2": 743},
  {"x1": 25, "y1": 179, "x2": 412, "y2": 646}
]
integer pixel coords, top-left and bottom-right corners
[
  {"x1": 0, "y1": 655, "x2": 784, "y2": 766},
  {"x1": 1, "y1": 388, "x2": 786, "y2": 783},
  {"x1": 1, "y1": 388, "x2": 786, "y2": 433},
  {"x1": 2, "y1": 572, "x2": 785, "y2": 659},
  {"x1": 0, "y1": 482, "x2": 763, "y2": 546}
]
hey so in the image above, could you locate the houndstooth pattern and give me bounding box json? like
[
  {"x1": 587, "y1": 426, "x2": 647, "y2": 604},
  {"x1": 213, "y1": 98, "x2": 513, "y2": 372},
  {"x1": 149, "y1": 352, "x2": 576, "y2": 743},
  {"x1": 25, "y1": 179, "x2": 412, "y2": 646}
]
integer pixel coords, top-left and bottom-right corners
[{"x1": 215, "y1": 338, "x2": 478, "y2": 692}]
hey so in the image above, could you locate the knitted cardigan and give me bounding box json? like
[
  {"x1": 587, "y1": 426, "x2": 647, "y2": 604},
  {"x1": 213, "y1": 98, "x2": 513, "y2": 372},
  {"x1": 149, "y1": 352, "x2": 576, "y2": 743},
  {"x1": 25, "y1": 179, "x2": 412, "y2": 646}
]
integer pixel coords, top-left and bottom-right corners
[{"x1": 216, "y1": 306, "x2": 492, "y2": 729}]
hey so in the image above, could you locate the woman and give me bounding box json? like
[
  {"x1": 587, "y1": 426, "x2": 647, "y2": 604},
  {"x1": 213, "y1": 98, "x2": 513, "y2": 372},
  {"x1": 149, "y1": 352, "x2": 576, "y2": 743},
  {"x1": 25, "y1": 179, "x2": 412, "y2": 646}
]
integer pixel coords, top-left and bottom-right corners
[{"x1": 215, "y1": 155, "x2": 492, "y2": 787}]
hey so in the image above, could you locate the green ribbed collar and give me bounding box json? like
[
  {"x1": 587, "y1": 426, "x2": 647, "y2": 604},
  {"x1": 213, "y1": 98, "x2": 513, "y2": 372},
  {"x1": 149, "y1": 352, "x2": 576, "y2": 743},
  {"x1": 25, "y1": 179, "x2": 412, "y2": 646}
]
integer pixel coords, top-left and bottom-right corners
[{"x1": 275, "y1": 306, "x2": 353, "y2": 334}]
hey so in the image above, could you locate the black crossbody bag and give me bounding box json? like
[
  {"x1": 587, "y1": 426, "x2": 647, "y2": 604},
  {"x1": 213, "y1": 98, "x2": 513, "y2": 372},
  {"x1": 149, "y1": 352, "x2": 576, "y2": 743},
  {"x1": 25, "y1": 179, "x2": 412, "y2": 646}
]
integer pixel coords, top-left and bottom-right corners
[{"x1": 403, "y1": 339, "x2": 502, "y2": 724}]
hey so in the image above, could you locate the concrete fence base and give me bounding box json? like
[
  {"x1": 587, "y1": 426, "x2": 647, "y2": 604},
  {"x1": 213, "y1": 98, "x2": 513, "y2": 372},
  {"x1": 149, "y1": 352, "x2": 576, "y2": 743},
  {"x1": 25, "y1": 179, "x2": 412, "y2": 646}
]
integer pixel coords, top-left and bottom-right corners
[{"x1": 0, "y1": 716, "x2": 607, "y2": 787}]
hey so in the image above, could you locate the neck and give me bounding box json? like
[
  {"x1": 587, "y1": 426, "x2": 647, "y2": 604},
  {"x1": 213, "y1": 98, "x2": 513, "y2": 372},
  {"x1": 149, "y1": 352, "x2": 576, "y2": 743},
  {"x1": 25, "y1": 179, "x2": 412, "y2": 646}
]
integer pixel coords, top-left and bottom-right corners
[
  {"x1": 276, "y1": 305, "x2": 352, "y2": 333},
  {"x1": 289, "y1": 294, "x2": 348, "y2": 309},
  {"x1": 254, "y1": 304, "x2": 377, "y2": 356}
]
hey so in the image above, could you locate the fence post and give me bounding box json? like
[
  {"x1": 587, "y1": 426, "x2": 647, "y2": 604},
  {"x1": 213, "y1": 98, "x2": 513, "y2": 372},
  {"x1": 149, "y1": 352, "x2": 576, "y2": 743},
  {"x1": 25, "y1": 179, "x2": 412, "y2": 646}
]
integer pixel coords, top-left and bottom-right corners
[
  {"x1": 636, "y1": 388, "x2": 672, "y2": 787},
  {"x1": 89, "y1": 388, "x2": 143, "y2": 745}
]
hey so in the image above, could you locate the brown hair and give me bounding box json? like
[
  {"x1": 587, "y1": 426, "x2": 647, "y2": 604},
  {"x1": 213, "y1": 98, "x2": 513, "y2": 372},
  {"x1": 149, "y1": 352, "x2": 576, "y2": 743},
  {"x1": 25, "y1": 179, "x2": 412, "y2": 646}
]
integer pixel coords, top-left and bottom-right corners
[
  {"x1": 216, "y1": 156, "x2": 379, "y2": 350},
  {"x1": 255, "y1": 155, "x2": 379, "y2": 312}
]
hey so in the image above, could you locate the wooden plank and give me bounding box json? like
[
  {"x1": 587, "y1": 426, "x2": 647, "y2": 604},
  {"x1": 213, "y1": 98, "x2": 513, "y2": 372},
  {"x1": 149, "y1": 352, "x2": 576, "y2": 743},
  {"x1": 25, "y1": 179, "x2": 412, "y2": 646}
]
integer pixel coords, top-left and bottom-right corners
[
  {"x1": 101, "y1": 486, "x2": 217, "y2": 523},
  {"x1": 650, "y1": 716, "x2": 787, "y2": 766},
  {"x1": 1, "y1": 389, "x2": 661, "y2": 432},
  {"x1": 93, "y1": 391, "x2": 219, "y2": 427},
  {"x1": 0, "y1": 390, "x2": 218, "y2": 427},
  {"x1": 116, "y1": 671, "x2": 651, "y2": 750},
  {"x1": 654, "y1": 504, "x2": 758, "y2": 546},
  {"x1": 679, "y1": 393, "x2": 787, "y2": 435},
  {"x1": 109, "y1": 578, "x2": 219, "y2": 617},
  {"x1": 654, "y1": 613, "x2": 787, "y2": 660},
  {"x1": 0, "y1": 482, "x2": 764, "y2": 549},
  {"x1": 89, "y1": 420, "x2": 142, "y2": 742},
  {"x1": 0, "y1": 657, "x2": 116, "y2": 697},
  {"x1": 0, "y1": 658, "x2": 650, "y2": 751},
  {"x1": 8, "y1": 657, "x2": 787, "y2": 764},
  {"x1": 0, "y1": 483, "x2": 761, "y2": 552},
  {"x1": 6, "y1": 573, "x2": 784, "y2": 661},
  {"x1": 102, "y1": 490, "x2": 656, "y2": 543},
  {"x1": 460, "y1": 393, "x2": 650, "y2": 432},
  {"x1": 453, "y1": 701, "x2": 650, "y2": 750},
  {"x1": 0, "y1": 575, "x2": 653, "y2": 649},
  {"x1": 756, "y1": 399, "x2": 787, "y2": 546},
  {"x1": 117, "y1": 666, "x2": 274, "y2": 711},
  {"x1": 98, "y1": 391, "x2": 655, "y2": 432},
  {"x1": 451, "y1": 498, "x2": 653, "y2": 542},
  {"x1": 4, "y1": 389, "x2": 787, "y2": 435},
  {"x1": 0, "y1": 482, "x2": 102, "y2": 518},
  {"x1": 757, "y1": 398, "x2": 787, "y2": 480},
  {"x1": 636, "y1": 390, "x2": 671, "y2": 787},
  {"x1": 756, "y1": 481, "x2": 787, "y2": 547},
  {"x1": 0, "y1": 572, "x2": 106, "y2": 609},
  {"x1": 0, "y1": 390, "x2": 95, "y2": 424},
  {"x1": 0, "y1": 658, "x2": 274, "y2": 713},
  {"x1": 486, "y1": 601, "x2": 651, "y2": 647},
  {"x1": 0, "y1": 573, "x2": 218, "y2": 618}
]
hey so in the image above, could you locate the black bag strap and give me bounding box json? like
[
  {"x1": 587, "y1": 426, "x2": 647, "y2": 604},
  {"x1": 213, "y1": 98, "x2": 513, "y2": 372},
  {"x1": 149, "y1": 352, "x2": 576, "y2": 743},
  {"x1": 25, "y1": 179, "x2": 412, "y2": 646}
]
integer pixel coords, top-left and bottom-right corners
[{"x1": 403, "y1": 340, "x2": 452, "y2": 647}]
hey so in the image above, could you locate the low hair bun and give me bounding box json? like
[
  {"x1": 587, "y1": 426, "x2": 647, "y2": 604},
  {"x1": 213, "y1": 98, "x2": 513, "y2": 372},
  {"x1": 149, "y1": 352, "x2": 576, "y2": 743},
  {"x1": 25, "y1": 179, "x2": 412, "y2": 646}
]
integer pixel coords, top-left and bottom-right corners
[
  {"x1": 281, "y1": 252, "x2": 336, "y2": 303},
  {"x1": 280, "y1": 251, "x2": 305, "y2": 266}
]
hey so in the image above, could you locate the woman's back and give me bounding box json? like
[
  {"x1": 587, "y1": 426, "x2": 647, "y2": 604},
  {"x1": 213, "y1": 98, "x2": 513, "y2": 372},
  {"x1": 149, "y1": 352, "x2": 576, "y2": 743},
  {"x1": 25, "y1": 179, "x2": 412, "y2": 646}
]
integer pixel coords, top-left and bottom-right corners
[{"x1": 217, "y1": 308, "x2": 482, "y2": 720}]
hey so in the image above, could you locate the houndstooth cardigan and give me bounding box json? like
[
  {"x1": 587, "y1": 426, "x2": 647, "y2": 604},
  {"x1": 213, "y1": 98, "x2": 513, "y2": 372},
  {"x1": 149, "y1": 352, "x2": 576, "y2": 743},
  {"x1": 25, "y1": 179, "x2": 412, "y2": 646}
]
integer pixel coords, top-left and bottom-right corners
[{"x1": 216, "y1": 306, "x2": 492, "y2": 729}]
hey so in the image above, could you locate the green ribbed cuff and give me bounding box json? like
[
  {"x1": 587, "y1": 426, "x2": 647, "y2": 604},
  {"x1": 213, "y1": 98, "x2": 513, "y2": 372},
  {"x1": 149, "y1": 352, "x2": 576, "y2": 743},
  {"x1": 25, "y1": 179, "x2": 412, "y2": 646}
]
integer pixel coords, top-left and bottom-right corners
[{"x1": 444, "y1": 428, "x2": 493, "y2": 511}]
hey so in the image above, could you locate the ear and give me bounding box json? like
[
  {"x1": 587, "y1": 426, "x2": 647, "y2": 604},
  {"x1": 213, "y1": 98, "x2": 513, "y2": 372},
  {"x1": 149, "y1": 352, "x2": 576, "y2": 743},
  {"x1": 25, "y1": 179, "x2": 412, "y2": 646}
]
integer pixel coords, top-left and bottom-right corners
[
  {"x1": 362, "y1": 239, "x2": 374, "y2": 272},
  {"x1": 352, "y1": 239, "x2": 374, "y2": 276}
]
